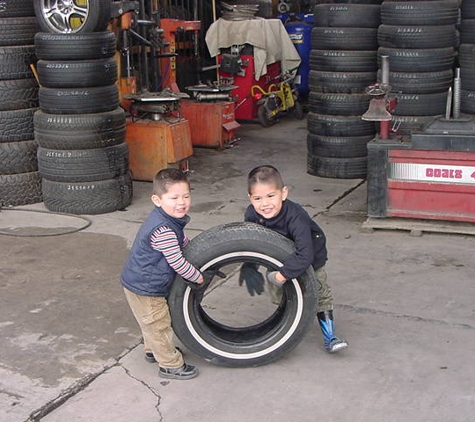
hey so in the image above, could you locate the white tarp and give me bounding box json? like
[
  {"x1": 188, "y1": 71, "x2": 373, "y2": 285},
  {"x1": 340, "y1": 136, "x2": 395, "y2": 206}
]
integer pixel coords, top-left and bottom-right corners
[{"x1": 205, "y1": 18, "x2": 301, "y2": 80}]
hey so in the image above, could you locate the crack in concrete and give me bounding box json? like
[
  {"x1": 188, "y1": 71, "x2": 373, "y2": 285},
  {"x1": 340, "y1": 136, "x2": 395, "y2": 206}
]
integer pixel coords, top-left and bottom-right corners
[
  {"x1": 338, "y1": 304, "x2": 475, "y2": 331},
  {"x1": 315, "y1": 180, "x2": 367, "y2": 216},
  {"x1": 25, "y1": 341, "x2": 142, "y2": 422},
  {"x1": 120, "y1": 364, "x2": 163, "y2": 421},
  {"x1": 25, "y1": 368, "x2": 116, "y2": 422}
]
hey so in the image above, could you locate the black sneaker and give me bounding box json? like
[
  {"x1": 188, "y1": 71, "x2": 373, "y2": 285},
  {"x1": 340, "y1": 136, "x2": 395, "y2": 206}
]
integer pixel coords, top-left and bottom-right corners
[
  {"x1": 145, "y1": 347, "x2": 183, "y2": 364},
  {"x1": 159, "y1": 363, "x2": 198, "y2": 380},
  {"x1": 145, "y1": 352, "x2": 156, "y2": 363}
]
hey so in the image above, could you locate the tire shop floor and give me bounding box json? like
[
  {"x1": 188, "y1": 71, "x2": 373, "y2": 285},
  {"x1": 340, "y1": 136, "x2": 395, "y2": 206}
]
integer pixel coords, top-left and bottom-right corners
[{"x1": 1, "y1": 118, "x2": 474, "y2": 422}]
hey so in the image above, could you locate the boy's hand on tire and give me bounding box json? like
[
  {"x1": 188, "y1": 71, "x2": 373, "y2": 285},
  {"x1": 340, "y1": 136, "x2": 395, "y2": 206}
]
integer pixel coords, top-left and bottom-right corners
[
  {"x1": 183, "y1": 269, "x2": 225, "y2": 292},
  {"x1": 239, "y1": 263, "x2": 265, "y2": 296},
  {"x1": 266, "y1": 271, "x2": 286, "y2": 288}
]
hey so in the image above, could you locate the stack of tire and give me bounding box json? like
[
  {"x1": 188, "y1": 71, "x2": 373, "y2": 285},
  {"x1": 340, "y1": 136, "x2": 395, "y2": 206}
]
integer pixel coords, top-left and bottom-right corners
[
  {"x1": 458, "y1": 1, "x2": 475, "y2": 116},
  {"x1": 307, "y1": 1, "x2": 382, "y2": 179},
  {"x1": 33, "y1": 3, "x2": 132, "y2": 215},
  {"x1": 377, "y1": 0, "x2": 459, "y2": 133},
  {"x1": 0, "y1": 0, "x2": 41, "y2": 207}
]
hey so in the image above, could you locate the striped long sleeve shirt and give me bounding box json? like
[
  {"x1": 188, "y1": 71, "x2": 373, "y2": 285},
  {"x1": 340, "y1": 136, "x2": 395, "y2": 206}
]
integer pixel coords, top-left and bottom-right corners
[{"x1": 150, "y1": 225, "x2": 201, "y2": 283}]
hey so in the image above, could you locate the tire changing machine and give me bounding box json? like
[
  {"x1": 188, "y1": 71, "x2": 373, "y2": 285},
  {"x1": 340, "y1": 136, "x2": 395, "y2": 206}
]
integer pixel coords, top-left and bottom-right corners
[
  {"x1": 124, "y1": 92, "x2": 193, "y2": 182},
  {"x1": 365, "y1": 61, "x2": 475, "y2": 226},
  {"x1": 119, "y1": 13, "x2": 198, "y2": 182},
  {"x1": 180, "y1": 83, "x2": 241, "y2": 150}
]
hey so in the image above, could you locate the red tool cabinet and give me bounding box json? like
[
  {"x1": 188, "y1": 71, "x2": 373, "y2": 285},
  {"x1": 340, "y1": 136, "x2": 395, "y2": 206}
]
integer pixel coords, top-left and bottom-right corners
[{"x1": 180, "y1": 100, "x2": 240, "y2": 150}]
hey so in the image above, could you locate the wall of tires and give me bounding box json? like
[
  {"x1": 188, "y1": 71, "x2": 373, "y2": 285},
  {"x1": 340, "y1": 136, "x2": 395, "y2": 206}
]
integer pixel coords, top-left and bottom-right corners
[
  {"x1": 34, "y1": 32, "x2": 132, "y2": 214},
  {"x1": 459, "y1": 1, "x2": 475, "y2": 115},
  {"x1": 0, "y1": 0, "x2": 41, "y2": 207},
  {"x1": 377, "y1": 0, "x2": 458, "y2": 133},
  {"x1": 32, "y1": 0, "x2": 132, "y2": 215},
  {"x1": 1, "y1": 0, "x2": 131, "y2": 214},
  {"x1": 307, "y1": 0, "x2": 460, "y2": 179},
  {"x1": 307, "y1": 0, "x2": 381, "y2": 179}
]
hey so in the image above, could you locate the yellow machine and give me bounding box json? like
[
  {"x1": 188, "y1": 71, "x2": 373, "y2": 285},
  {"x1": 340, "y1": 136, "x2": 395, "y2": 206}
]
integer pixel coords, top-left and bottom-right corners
[{"x1": 251, "y1": 73, "x2": 304, "y2": 127}]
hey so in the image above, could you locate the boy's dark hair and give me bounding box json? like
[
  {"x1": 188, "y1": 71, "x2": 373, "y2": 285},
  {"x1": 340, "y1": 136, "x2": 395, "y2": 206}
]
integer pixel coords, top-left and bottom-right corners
[
  {"x1": 247, "y1": 165, "x2": 284, "y2": 194},
  {"x1": 153, "y1": 168, "x2": 189, "y2": 197}
]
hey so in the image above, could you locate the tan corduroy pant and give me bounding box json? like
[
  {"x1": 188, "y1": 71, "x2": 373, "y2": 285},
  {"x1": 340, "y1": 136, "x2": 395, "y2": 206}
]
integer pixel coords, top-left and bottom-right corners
[{"x1": 123, "y1": 288, "x2": 184, "y2": 369}]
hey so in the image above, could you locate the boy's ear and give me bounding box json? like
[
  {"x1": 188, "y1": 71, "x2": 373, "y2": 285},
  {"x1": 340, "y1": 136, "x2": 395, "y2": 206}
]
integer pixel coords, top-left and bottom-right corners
[
  {"x1": 151, "y1": 194, "x2": 161, "y2": 207},
  {"x1": 282, "y1": 186, "x2": 289, "y2": 200}
]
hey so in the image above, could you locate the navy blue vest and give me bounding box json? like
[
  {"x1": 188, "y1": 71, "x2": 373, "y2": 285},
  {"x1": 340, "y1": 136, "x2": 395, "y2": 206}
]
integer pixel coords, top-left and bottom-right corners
[{"x1": 121, "y1": 207, "x2": 189, "y2": 297}]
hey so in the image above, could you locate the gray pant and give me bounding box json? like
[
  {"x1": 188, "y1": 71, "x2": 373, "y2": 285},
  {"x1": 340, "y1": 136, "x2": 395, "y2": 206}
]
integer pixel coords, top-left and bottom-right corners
[{"x1": 315, "y1": 266, "x2": 334, "y2": 312}]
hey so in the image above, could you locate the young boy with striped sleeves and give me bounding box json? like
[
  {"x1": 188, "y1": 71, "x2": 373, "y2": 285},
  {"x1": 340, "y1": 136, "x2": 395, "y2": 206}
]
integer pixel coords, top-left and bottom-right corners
[{"x1": 121, "y1": 168, "x2": 202, "y2": 380}]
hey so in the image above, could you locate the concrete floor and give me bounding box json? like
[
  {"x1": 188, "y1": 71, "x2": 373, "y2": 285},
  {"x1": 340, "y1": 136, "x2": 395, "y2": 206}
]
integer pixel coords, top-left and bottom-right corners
[{"x1": 0, "y1": 117, "x2": 474, "y2": 422}]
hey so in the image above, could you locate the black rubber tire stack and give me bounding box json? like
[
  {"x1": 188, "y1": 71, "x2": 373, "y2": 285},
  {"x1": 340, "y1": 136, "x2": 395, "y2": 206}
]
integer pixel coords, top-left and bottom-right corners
[
  {"x1": 378, "y1": 0, "x2": 459, "y2": 134},
  {"x1": 33, "y1": 31, "x2": 132, "y2": 215},
  {"x1": 307, "y1": 0, "x2": 382, "y2": 179},
  {"x1": 0, "y1": 0, "x2": 42, "y2": 207},
  {"x1": 458, "y1": 1, "x2": 475, "y2": 115}
]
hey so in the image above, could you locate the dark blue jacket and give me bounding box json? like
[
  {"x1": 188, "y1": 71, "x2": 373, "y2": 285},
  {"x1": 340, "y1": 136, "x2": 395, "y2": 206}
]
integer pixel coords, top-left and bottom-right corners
[
  {"x1": 245, "y1": 199, "x2": 327, "y2": 279},
  {"x1": 121, "y1": 207, "x2": 189, "y2": 297}
]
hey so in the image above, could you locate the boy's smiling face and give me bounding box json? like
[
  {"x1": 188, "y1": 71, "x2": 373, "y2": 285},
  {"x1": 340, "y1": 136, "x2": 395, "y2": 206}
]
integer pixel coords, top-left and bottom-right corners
[
  {"x1": 151, "y1": 181, "x2": 191, "y2": 218},
  {"x1": 249, "y1": 182, "x2": 288, "y2": 219}
]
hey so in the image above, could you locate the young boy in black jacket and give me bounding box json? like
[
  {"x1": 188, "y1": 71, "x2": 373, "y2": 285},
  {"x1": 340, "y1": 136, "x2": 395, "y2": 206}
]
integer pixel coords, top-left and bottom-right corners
[{"x1": 241, "y1": 165, "x2": 348, "y2": 353}]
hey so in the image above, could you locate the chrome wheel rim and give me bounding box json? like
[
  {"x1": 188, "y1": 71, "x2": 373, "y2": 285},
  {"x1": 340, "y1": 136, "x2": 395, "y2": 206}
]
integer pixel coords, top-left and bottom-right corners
[{"x1": 40, "y1": 0, "x2": 90, "y2": 33}]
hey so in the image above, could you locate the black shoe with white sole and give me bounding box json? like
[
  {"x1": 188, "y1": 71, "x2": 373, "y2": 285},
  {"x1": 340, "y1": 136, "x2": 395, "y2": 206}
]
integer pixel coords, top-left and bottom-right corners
[{"x1": 159, "y1": 363, "x2": 198, "y2": 380}]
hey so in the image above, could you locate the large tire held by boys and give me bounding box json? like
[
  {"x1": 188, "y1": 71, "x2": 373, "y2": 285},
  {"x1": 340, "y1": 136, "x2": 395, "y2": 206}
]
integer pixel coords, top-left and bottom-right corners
[{"x1": 168, "y1": 222, "x2": 318, "y2": 367}]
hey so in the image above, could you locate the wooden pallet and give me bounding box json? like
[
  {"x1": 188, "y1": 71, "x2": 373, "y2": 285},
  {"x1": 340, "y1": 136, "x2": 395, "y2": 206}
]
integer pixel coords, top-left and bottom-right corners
[{"x1": 362, "y1": 217, "x2": 475, "y2": 236}]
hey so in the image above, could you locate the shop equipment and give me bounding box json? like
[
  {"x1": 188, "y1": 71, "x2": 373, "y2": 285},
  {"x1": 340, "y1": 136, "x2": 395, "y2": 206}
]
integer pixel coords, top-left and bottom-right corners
[
  {"x1": 124, "y1": 91, "x2": 193, "y2": 181},
  {"x1": 281, "y1": 13, "x2": 314, "y2": 101},
  {"x1": 180, "y1": 83, "x2": 241, "y2": 149},
  {"x1": 157, "y1": 16, "x2": 241, "y2": 150},
  {"x1": 366, "y1": 59, "x2": 475, "y2": 224},
  {"x1": 218, "y1": 45, "x2": 282, "y2": 121},
  {"x1": 205, "y1": 17, "x2": 301, "y2": 121},
  {"x1": 251, "y1": 72, "x2": 303, "y2": 127},
  {"x1": 159, "y1": 18, "x2": 201, "y2": 92},
  {"x1": 118, "y1": 4, "x2": 194, "y2": 181}
]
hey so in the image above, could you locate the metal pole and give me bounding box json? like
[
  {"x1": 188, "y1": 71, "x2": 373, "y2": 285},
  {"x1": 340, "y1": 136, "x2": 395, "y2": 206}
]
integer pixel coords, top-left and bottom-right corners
[
  {"x1": 211, "y1": 0, "x2": 220, "y2": 83},
  {"x1": 380, "y1": 55, "x2": 390, "y2": 140},
  {"x1": 381, "y1": 55, "x2": 389, "y2": 86},
  {"x1": 445, "y1": 87, "x2": 453, "y2": 120},
  {"x1": 453, "y1": 68, "x2": 461, "y2": 119},
  {"x1": 139, "y1": 0, "x2": 150, "y2": 91}
]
